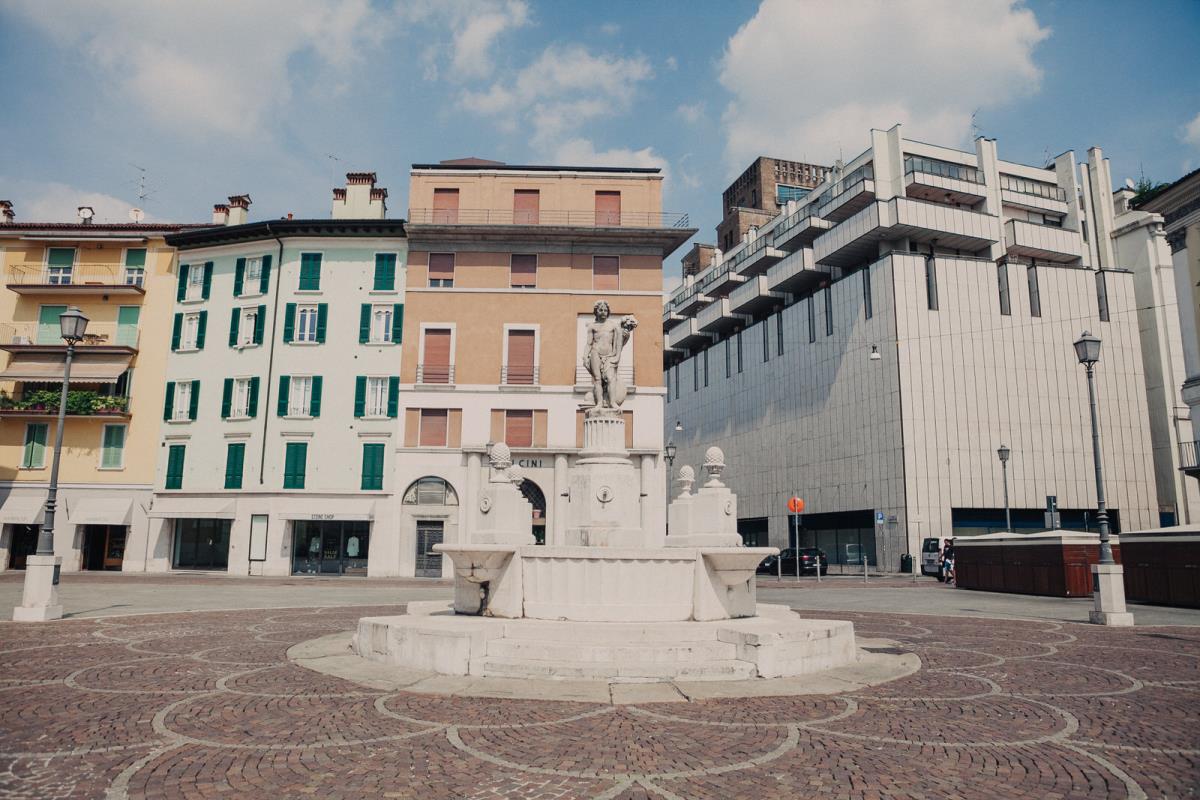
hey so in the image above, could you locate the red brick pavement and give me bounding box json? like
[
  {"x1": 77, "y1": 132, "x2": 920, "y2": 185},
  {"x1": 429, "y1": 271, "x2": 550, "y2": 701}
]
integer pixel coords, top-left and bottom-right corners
[{"x1": 1, "y1": 605, "x2": 1197, "y2": 799}]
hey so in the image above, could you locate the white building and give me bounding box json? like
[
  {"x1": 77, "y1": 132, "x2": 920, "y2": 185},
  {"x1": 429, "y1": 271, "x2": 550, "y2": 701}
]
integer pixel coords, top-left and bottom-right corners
[{"x1": 664, "y1": 124, "x2": 1160, "y2": 567}]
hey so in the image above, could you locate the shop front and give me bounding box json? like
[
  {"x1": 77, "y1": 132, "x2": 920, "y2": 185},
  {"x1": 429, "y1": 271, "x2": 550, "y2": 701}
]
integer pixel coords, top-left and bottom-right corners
[
  {"x1": 0, "y1": 493, "x2": 45, "y2": 570},
  {"x1": 291, "y1": 520, "x2": 370, "y2": 576},
  {"x1": 172, "y1": 518, "x2": 232, "y2": 570}
]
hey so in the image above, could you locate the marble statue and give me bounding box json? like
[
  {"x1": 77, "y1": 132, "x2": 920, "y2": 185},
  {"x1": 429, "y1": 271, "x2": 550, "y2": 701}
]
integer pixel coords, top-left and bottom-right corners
[{"x1": 583, "y1": 300, "x2": 637, "y2": 413}]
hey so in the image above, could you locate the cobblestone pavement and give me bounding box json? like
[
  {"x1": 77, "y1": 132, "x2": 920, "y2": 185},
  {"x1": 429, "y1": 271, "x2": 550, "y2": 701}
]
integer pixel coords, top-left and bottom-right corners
[{"x1": 1, "y1": 605, "x2": 1197, "y2": 799}]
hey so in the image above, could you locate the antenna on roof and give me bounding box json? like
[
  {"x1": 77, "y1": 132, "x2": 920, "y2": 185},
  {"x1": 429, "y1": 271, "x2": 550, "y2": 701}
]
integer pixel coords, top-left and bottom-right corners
[
  {"x1": 326, "y1": 153, "x2": 342, "y2": 188},
  {"x1": 129, "y1": 207, "x2": 145, "y2": 223},
  {"x1": 970, "y1": 109, "x2": 980, "y2": 140}
]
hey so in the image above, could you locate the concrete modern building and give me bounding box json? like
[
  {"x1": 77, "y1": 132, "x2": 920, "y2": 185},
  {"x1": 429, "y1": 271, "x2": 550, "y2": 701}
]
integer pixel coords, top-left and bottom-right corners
[
  {"x1": 664, "y1": 124, "x2": 1159, "y2": 568},
  {"x1": 149, "y1": 175, "x2": 410, "y2": 576},
  {"x1": 398, "y1": 159, "x2": 694, "y2": 577},
  {"x1": 0, "y1": 206, "x2": 206, "y2": 573}
]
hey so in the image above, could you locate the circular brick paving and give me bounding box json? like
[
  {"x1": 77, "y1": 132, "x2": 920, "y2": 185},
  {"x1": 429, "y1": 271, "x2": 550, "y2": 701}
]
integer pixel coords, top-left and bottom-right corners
[{"x1": 1, "y1": 605, "x2": 1197, "y2": 799}]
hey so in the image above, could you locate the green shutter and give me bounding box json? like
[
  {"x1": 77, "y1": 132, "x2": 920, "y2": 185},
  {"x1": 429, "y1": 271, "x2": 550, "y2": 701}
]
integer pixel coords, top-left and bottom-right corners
[
  {"x1": 228, "y1": 309, "x2": 240, "y2": 347},
  {"x1": 259, "y1": 254, "x2": 272, "y2": 294},
  {"x1": 277, "y1": 375, "x2": 290, "y2": 417},
  {"x1": 171, "y1": 313, "x2": 182, "y2": 351},
  {"x1": 233, "y1": 258, "x2": 245, "y2": 297},
  {"x1": 37, "y1": 305, "x2": 67, "y2": 344},
  {"x1": 221, "y1": 378, "x2": 233, "y2": 419},
  {"x1": 124, "y1": 248, "x2": 147, "y2": 268},
  {"x1": 392, "y1": 304, "x2": 404, "y2": 343},
  {"x1": 316, "y1": 303, "x2": 328, "y2": 344},
  {"x1": 188, "y1": 380, "x2": 200, "y2": 421},
  {"x1": 176, "y1": 264, "x2": 188, "y2": 302},
  {"x1": 224, "y1": 443, "x2": 245, "y2": 490},
  {"x1": 163, "y1": 382, "x2": 175, "y2": 421},
  {"x1": 310, "y1": 376, "x2": 323, "y2": 417},
  {"x1": 284, "y1": 442, "x2": 307, "y2": 489},
  {"x1": 299, "y1": 253, "x2": 321, "y2": 290},
  {"x1": 101, "y1": 425, "x2": 125, "y2": 469},
  {"x1": 361, "y1": 443, "x2": 384, "y2": 490},
  {"x1": 283, "y1": 303, "x2": 296, "y2": 343},
  {"x1": 196, "y1": 310, "x2": 207, "y2": 349},
  {"x1": 359, "y1": 304, "x2": 371, "y2": 344},
  {"x1": 248, "y1": 377, "x2": 260, "y2": 418},
  {"x1": 22, "y1": 423, "x2": 47, "y2": 468},
  {"x1": 374, "y1": 253, "x2": 396, "y2": 291},
  {"x1": 165, "y1": 444, "x2": 185, "y2": 490},
  {"x1": 116, "y1": 306, "x2": 140, "y2": 348},
  {"x1": 354, "y1": 376, "x2": 366, "y2": 418},
  {"x1": 201, "y1": 261, "x2": 214, "y2": 299},
  {"x1": 254, "y1": 305, "x2": 265, "y2": 345},
  {"x1": 387, "y1": 376, "x2": 399, "y2": 418}
]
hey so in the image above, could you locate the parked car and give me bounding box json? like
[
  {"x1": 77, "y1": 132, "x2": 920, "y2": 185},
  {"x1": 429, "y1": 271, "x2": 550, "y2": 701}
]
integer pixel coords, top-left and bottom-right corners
[
  {"x1": 920, "y1": 537, "x2": 941, "y2": 577},
  {"x1": 757, "y1": 548, "x2": 828, "y2": 575}
]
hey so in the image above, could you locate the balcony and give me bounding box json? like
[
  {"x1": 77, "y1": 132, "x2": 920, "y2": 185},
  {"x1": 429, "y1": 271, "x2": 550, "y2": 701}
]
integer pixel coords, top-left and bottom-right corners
[
  {"x1": 1003, "y1": 219, "x2": 1083, "y2": 263},
  {"x1": 999, "y1": 176, "x2": 1069, "y2": 216},
  {"x1": 772, "y1": 209, "x2": 832, "y2": 252},
  {"x1": 694, "y1": 261, "x2": 747, "y2": 298},
  {"x1": 729, "y1": 236, "x2": 785, "y2": 278},
  {"x1": 728, "y1": 275, "x2": 786, "y2": 316},
  {"x1": 501, "y1": 366, "x2": 539, "y2": 386},
  {"x1": 815, "y1": 164, "x2": 877, "y2": 223},
  {"x1": 5, "y1": 264, "x2": 147, "y2": 295},
  {"x1": 904, "y1": 156, "x2": 987, "y2": 205},
  {"x1": 0, "y1": 322, "x2": 139, "y2": 353},
  {"x1": 666, "y1": 318, "x2": 714, "y2": 351},
  {"x1": 416, "y1": 364, "x2": 455, "y2": 385},
  {"x1": 407, "y1": 208, "x2": 691, "y2": 229},
  {"x1": 1180, "y1": 441, "x2": 1200, "y2": 476},
  {"x1": 766, "y1": 249, "x2": 829, "y2": 295},
  {"x1": 662, "y1": 308, "x2": 686, "y2": 332},
  {"x1": 666, "y1": 283, "x2": 714, "y2": 317},
  {"x1": 814, "y1": 198, "x2": 1000, "y2": 269},
  {"x1": 0, "y1": 389, "x2": 130, "y2": 420},
  {"x1": 696, "y1": 298, "x2": 748, "y2": 335}
]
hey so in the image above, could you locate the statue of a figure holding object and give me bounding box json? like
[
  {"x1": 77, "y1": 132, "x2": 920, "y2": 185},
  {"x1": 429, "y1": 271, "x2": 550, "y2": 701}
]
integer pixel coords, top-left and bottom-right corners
[{"x1": 584, "y1": 300, "x2": 637, "y2": 414}]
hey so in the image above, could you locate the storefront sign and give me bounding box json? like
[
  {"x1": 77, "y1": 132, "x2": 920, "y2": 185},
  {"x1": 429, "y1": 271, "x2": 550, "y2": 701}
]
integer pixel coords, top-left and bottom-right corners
[
  {"x1": 311, "y1": 513, "x2": 335, "y2": 520},
  {"x1": 517, "y1": 458, "x2": 544, "y2": 469}
]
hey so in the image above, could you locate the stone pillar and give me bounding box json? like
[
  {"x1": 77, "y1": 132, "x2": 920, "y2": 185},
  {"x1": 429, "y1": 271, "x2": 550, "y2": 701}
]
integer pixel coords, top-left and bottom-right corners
[
  {"x1": 564, "y1": 413, "x2": 644, "y2": 548},
  {"x1": 12, "y1": 555, "x2": 63, "y2": 621},
  {"x1": 464, "y1": 451, "x2": 481, "y2": 541},
  {"x1": 552, "y1": 454, "x2": 568, "y2": 547}
]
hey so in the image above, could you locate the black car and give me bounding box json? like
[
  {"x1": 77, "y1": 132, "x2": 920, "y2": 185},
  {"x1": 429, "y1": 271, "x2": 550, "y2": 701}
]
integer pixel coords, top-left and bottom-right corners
[{"x1": 757, "y1": 547, "x2": 828, "y2": 575}]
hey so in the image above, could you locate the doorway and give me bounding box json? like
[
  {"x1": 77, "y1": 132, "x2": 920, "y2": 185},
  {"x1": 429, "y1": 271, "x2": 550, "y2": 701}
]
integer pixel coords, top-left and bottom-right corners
[
  {"x1": 83, "y1": 525, "x2": 126, "y2": 570},
  {"x1": 7, "y1": 524, "x2": 39, "y2": 570},
  {"x1": 172, "y1": 518, "x2": 231, "y2": 570},
  {"x1": 518, "y1": 479, "x2": 547, "y2": 544},
  {"x1": 415, "y1": 520, "x2": 444, "y2": 577}
]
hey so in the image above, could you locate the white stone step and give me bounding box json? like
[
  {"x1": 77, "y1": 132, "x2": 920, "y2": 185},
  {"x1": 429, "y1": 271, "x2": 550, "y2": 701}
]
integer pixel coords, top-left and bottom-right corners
[
  {"x1": 498, "y1": 620, "x2": 721, "y2": 644},
  {"x1": 485, "y1": 637, "x2": 739, "y2": 664},
  {"x1": 477, "y1": 656, "x2": 758, "y2": 681}
]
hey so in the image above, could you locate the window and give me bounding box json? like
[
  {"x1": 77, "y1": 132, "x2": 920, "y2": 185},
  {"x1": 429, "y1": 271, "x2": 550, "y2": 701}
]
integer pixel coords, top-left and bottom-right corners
[
  {"x1": 693, "y1": 356, "x2": 699, "y2": 390},
  {"x1": 177, "y1": 311, "x2": 206, "y2": 350},
  {"x1": 298, "y1": 253, "x2": 322, "y2": 290},
  {"x1": 514, "y1": 189, "x2": 540, "y2": 224},
  {"x1": 725, "y1": 338, "x2": 731, "y2": 378},
  {"x1": 510, "y1": 254, "x2": 537, "y2": 288},
  {"x1": 224, "y1": 443, "x2": 245, "y2": 489},
  {"x1": 165, "y1": 445, "x2": 185, "y2": 490},
  {"x1": 240, "y1": 307, "x2": 260, "y2": 346},
  {"x1": 366, "y1": 376, "x2": 389, "y2": 417},
  {"x1": 862, "y1": 268, "x2": 873, "y2": 320},
  {"x1": 504, "y1": 409, "x2": 534, "y2": 448},
  {"x1": 595, "y1": 191, "x2": 621, "y2": 225},
  {"x1": 824, "y1": 287, "x2": 833, "y2": 336},
  {"x1": 361, "y1": 444, "x2": 385, "y2": 491},
  {"x1": 355, "y1": 375, "x2": 398, "y2": 418},
  {"x1": 283, "y1": 442, "x2": 307, "y2": 489},
  {"x1": 100, "y1": 424, "x2": 126, "y2": 469},
  {"x1": 403, "y1": 476, "x2": 458, "y2": 505},
  {"x1": 373, "y1": 253, "x2": 397, "y2": 291},
  {"x1": 173, "y1": 380, "x2": 194, "y2": 421},
  {"x1": 370, "y1": 306, "x2": 394, "y2": 344},
  {"x1": 736, "y1": 330, "x2": 743, "y2": 373},
  {"x1": 21, "y1": 423, "x2": 47, "y2": 468},
  {"x1": 593, "y1": 256, "x2": 619, "y2": 291},
  {"x1": 925, "y1": 255, "x2": 939, "y2": 310},
  {"x1": 419, "y1": 409, "x2": 449, "y2": 447},
  {"x1": 46, "y1": 247, "x2": 74, "y2": 284},
  {"x1": 1028, "y1": 265, "x2": 1042, "y2": 318},
  {"x1": 808, "y1": 296, "x2": 816, "y2": 343},
  {"x1": 223, "y1": 377, "x2": 258, "y2": 419},
  {"x1": 123, "y1": 248, "x2": 147, "y2": 287},
  {"x1": 505, "y1": 328, "x2": 536, "y2": 384},
  {"x1": 361, "y1": 303, "x2": 401, "y2": 345},
  {"x1": 428, "y1": 253, "x2": 454, "y2": 288},
  {"x1": 187, "y1": 261, "x2": 205, "y2": 300},
  {"x1": 762, "y1": 319, "x2": 770, "y2": 362},
  {"x1": 673, "y1": 364, "x2": 680, "y2": 399},
  {"x1": 1096, "y1": 270, "x2": 1110, "y2": 322},
  {"x1": 245, "y1": 256, "x2": 263, "y2": 286},
  {"x1": 432, "y1": 188, "x2": 459, "y2": 223},
  {"x1": 777, "y1": 310, "x2": 785, "y2": 355},
  {"x1": 420, "y1": 327, "x2": 453, "y2": 383},
  {"x1": 997, "y1": 262, "x2": 1011, "y2": 316},
  {"x1": 287, "y1": 376, "x2": 314, "y2": 417},
  {"x1": 703, "y1": 348, "x2": 709, "y2": 386},
  {"x1": 296, "y1": 304, "x2": 320, "y2": 342}
]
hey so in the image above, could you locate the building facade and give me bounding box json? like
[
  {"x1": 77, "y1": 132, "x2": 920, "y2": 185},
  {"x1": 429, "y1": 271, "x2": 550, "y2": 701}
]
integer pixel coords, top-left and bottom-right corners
[
  {"x1": 717, "y1": 156, "x2": 830, "y2": 252},
  {"x1": 664, "y1": 125, "x2": 1159, "y2": 567},
  {"x1": 398, "y1": 160, "x2": 693, "y2": 577},
  {"x1": 0, "y1": 208, "x2": 204, "y2": 573},
  {"x1": 149, "y1": 177, "x2": 411, "y2": 577}
]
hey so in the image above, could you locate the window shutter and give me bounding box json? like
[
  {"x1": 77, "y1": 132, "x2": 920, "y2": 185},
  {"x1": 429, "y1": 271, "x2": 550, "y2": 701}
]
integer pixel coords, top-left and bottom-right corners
[
  {"x1": 234, "y1": 258, "x2": 245, "y2": 297},
  {"x1": 101, "y1": 425, "x2": 125, "y2": 468},
  {"x1": 283, "y1": 303, "x2": 296, "y2": 343},
  {"x1": 253, "y1": 305, "x2": 265, "y2": 344},
  {"x1": 593, "y1": 256, "x2": 619, "y2": 290},
  {"x1": 248, "y1": 377, "x2": 260, "y2": 418},
  {"x1": 225, "y1": 443, "x2": 245, "y2": 490},
  {"x1": 259, "y1": 254, "x2": 272, "y2": 294},
  {"x1": 284, "y1": 443, "x2": 307, "y2": 489},
  {"x1": 374, "y1": 253, "x2": 396, "y2": 291},
  {"x1": 221, "y1": 378, "x2": 233, "y2": 419},
  {"x1": 361, "y1": 443, "x2": 384, "y2": 490},
  {"x1": 188, "y1": 380, "x2": 200, "y2": 420},
  {"x1": 176, "y1": 264, "x2": 188, "y2": 302},
  {"x1": 359, "y1": 304, "x2": 371, "y2": 344},
  {"x1": 171, "y1": 313, "x2": 182, "y2": 351},
  {"x1": 277, "y1": 375, "x2": 290, "y2": 417},
  {"x1": 419, "y1": 409, "x2": 448, "y2": 447},
  {"x1": 428, "y1": 253, "x2": 454, "y2": 283},
  {"x1": 310, "y1": 375, "x2": 323, "y2": 417},
  {"x1": 354, "y1": 376, "x2": 366, "y2": 417},
  {"x1": 163, "y1": 382, "x2": 175, "y2": 421},
  {"x1": 316, "y1": 303, "x2": 328, "y2": 343},
  {"x1": 387, "y1": 376, "x2": 399, "y2": 418},
  {"x1": 165, "y1": 445, "x2": 185, "y2": 490},
  {"x1": 513, "y1": 189, "x2": 539, "y2": 224},
  {"x1": 595, "y1": 191, "x2": 621, "y2": 225},
  {"x1": 432, "y1": 188, "x2": 459, "y2": 223},
  {"x1": 390, "y1": 304, "x2": 403, "y2": 343},
  {"x1": 505, "y1": 410, "x2": 534, "y2": 448},
  {"x1": 299, "y1": 253, "x2": 321, "y2": 290},
  {"x1": 196, "y1": 311, "x2": 208, "y2": 349},
  {"x1": 228, "y1": 309, "x2": 240, "y2": 347},
  {"x1": 506, "y1": 330, "x2": 536, "y2": 384},
  {"x1": 510, "y1": 254, "x2": 537, "y2": 287},
  {"x1": 201, "y1": 261, "x2": 214, "y2": 299}
]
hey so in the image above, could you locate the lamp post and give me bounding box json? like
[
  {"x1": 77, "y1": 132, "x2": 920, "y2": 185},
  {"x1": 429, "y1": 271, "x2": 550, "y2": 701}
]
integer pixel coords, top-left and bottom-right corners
[
  {"x1": 997, "y1": 444, "x2": 1012, "y2": 533},
  {"x1": 13, "y1": 307, "x2": 88, "y2": 622},
  {"x1": 1073, "y1": 331, "x2": 1133, "y2": 626}
]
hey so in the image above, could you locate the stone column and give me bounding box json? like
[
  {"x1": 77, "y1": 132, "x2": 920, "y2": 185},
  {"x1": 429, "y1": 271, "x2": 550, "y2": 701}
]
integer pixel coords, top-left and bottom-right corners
[
  {"x1": 551, "y1": 454, "x2": 568, "y2": 547},
  {"x1": 464, "y1": 451, "x2": 481, "y2": 542}
]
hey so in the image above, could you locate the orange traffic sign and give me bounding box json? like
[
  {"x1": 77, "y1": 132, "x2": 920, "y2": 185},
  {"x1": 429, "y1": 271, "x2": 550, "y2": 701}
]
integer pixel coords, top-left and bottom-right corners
[{"x1": 787, "y1": 497, "x2": 805, "y2": 514}]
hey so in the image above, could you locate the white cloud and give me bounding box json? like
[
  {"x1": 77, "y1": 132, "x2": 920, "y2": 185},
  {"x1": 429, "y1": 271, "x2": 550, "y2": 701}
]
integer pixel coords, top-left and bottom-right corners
[
  {"x1": 552, "y1": 139, "x2": 665, "y2": 171},
  {"x1": 1183, "y1": 111, "x2": 1200, "y2": 148},
  {"x1": 719, "y1": 0, "x2": 1049, "y2": 170},
  {"x1": 3, "y1": 178, "x2": 154, "y2": 224},
  {"x1": 600, "y1": 22, "x2": 620, "y2": 35},
  {"x1": 665, "y1": 56, "x2": 678, "y2": 71},
  {"x1": 677, "y1": 102, "x2": 706, "y2": 124},
  {"x1": 5, "y1": 0, "x2": 390, "y2": 139},
  {"x1": 449, "y1": 1, "x2": 530, "y2": 78},
  {"x1": 400, "y1": 0, "x2": 530, "y2": 81}
]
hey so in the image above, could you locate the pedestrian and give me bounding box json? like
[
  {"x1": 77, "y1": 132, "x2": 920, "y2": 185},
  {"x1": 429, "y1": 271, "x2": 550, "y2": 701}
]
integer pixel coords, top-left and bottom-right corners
[{"x1": 941, "y1": 538, "x2": 955, "y2": 586}]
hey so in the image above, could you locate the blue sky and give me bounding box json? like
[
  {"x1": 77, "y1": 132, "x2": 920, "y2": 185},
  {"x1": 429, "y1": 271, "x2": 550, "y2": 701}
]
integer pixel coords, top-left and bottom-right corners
[{"x1": 2, "y1": 0, "x2": 1198, "y2": 286}]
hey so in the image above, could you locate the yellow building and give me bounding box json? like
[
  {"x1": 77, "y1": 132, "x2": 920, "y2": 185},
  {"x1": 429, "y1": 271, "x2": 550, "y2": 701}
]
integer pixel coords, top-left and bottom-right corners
[{"x1": 0, "y1": 208, "x2": 206, "y2": 572}]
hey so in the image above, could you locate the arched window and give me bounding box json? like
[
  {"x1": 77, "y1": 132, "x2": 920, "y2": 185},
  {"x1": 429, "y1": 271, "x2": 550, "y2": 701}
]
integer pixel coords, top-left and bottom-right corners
[{"x1": 403, "y1": 476, "x2": 459, "y2": 506}]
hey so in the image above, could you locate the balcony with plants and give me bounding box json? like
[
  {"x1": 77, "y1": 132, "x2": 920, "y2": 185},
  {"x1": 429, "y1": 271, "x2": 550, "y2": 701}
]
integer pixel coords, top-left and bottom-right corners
[{"x1": 0, "y1": 388, "x2": 131, "y2": 419}]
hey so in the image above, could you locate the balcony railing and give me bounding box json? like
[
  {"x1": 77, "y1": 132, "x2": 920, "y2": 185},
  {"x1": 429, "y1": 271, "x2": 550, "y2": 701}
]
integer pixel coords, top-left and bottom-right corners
[
  {"x1": 416, "y1": 364, "x2": 455, "y2": 384},
  {"x1": 501, "y1": 366, "x2": 539, "y2": 386},
  {"x1": 0, "y1": 389, "x2": 130, "y2": 418},
  {"x1": 5, "y1": 263, "x2": 147, "y2": 291},
  {"x1": 408, "y1": 208, "x2": 691, "y2": 228},
  {"x1": 1180, "y1": 441, "x2": 1200, "y2": 472},
  {"x1": 904, "y1": 156, "x2": 984, "y2": 184},
  {"x1": 0, "y1": 322, "x2": 140, "y2": 350}
]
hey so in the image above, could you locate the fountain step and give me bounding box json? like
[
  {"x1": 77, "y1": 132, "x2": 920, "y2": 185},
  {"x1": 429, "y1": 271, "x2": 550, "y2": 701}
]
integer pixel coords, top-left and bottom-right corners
[
  {"x1": 477, "y1": 655, "x2": 758, "y2": 681},
  {"x1": 485, "y1": 638, "x2": 739, "y2": 664},
  {"x1": 497, "y1": 620, "x2": 723, "y2": 644}
]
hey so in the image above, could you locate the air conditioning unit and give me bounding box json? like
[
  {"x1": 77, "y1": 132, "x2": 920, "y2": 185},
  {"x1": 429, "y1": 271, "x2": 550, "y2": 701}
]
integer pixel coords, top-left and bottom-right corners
[{"x1": 11, "y1": 335, "x2": 30, "y2": 345}]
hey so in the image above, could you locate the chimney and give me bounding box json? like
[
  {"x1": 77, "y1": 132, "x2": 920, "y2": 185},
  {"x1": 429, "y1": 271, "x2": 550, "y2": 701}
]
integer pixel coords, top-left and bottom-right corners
[
  {"x1": 332, "y1": 172, "x2": 387, "y2": 219},
  {"x1": 212, "y1": 203, "x2": 229, "y2": 225},
  {"x1": 0, "y1": 200, "x2": 12, "y2": 224},
  {"x1": 226, "y1": 194, "x2": 251, "y2": 226}
]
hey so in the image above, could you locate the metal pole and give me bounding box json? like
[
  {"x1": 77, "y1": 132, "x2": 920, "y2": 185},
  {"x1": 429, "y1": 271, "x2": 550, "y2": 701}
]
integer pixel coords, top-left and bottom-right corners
[
  {"x1": 1085, "y1": 363, "x2": 1114, "y2": 565},
  {"x1": 1002, "y1": 459, "x2": 1012, "y2": 533},
  {"x1": 793, "y1": 513, "x2": 799, "y2": 580},
  {"x1": 863, "y1": 545, "x2": 869, "y2": 583},
  {"x1": 36, "y1": 341, "x2": 74, "y2": 557}
]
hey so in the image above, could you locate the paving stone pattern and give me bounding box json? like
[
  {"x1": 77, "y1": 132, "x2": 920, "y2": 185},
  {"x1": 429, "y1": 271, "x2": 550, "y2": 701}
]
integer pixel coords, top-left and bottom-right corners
[{"x1": 1, "y1": 605, "x2": 1197, "y2": 799}]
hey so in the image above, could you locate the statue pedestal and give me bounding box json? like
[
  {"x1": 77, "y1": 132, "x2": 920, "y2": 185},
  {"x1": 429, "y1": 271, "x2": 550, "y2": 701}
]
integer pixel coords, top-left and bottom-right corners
[{"x1": 564, "y1": 412, "x2": 644, "y2": 548}]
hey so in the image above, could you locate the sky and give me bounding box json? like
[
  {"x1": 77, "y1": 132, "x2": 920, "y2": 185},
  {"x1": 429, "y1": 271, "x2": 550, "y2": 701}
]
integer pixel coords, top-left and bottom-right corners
[{"x1": 2, "y1": 0, "x2": 1199, "y2": 289}]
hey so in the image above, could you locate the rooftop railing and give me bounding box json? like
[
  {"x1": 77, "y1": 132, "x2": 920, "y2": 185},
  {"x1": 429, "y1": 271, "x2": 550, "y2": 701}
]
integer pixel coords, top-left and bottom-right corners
[
  {"x1": 5, "y1": 263, "x2": 147, "y2": 288},
  {"x1": 407, "y1": 208, "x2": 691, "y2": 228}
]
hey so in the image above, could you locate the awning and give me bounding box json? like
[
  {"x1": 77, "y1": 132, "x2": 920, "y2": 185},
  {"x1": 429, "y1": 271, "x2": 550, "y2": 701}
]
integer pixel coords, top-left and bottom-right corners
[
  {"x1": 68, "y1": 497, "x2": 132, "y2": 525},
  {"x1": 0, "y1": 353, "x2": 132, "y2": 382},
  {"x1": 276, "y1": 499, "x2": 376, "y2": 522},
  {"x1": 147, "y1": 497, "x2": 236, "y2": 519},
  {"x1": 0, "y1": 494, "x2": 46, "y2": 525}
]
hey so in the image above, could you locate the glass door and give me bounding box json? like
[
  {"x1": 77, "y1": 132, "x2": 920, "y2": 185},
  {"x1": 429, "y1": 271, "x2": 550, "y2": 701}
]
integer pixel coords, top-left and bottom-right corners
[{"x1": 415, "y1": 521, "x2": 444, "y2": 577}]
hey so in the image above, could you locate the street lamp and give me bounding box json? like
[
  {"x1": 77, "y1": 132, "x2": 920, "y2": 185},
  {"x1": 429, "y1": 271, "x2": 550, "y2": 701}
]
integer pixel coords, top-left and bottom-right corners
[
  {"x1": 997, "y1": 444, "x2": 1012, "y2": 533},
  {"x1": 13, "y1": 307, "x2": 88, "y2": 622},
  {"x1": 1073, "y1": 330, "x2": 1133, "y2": 626},
  {"x1": 664, "y1": 421, "x2": 682, "y2": 467}
]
